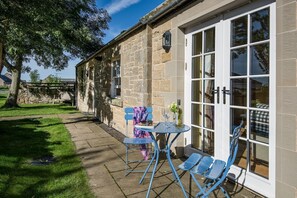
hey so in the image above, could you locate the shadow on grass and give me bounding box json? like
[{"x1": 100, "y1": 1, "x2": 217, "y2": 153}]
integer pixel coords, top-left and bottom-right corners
[
  {"x1": 0, "y1": 104, "x2": 75, "y2": 110},
  {"x1": 0, "y1": 104, "x2": 78, "y2": 117},
  {"x1": 0, "y1": 118, "x2": 90, "y2": 198}
]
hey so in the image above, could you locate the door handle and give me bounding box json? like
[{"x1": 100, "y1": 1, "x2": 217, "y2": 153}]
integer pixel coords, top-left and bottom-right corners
[
  {"x1": 212, "y1": 86, "x2": 220, "y2": 104},
  {"x1": 222, "y1": 86, "x2": 230, "y2": 104}
]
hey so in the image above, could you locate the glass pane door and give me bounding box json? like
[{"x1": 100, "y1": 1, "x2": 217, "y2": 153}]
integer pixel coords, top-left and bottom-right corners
[
  {"x1": 191, "y1": 27, "x2": 216, "y2": 156},
  {"x1": 185, "y1": 2, "x2": 275, "y2": 196},
  {"x1": 229, "y1": 8, "x2": 270, "y2": 179}
]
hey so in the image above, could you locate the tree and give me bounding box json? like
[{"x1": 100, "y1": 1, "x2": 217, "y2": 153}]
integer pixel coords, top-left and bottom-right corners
[
  {"x1": 44, "y1": 74, "x2": 60, "y2": 84},
  {"x1": 29, "y1": 69, "x2": 40, "y2": 83},
  {"x1": 0, "y1": 0, "x2": 110, "y2": 107}
]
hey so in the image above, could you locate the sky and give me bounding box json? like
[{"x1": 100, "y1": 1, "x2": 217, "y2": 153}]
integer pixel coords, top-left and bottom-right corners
[{"x1": 12, "y1": 0, "x2": 164, "y2": 81}]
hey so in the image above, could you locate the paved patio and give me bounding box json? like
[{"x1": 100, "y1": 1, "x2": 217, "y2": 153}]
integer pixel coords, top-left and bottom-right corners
[{"x1": 59, "y1": 113, "x2": 264, "y2": 198}]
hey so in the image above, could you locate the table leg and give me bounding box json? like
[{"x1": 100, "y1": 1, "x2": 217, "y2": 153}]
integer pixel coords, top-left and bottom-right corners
[
  {"x1": 166, "y1": 134, "x2": 188, "y2": 198},
  {"x1": 143, "y1": 133, "x2": 160, "y2": 198},
  {"x1": 139, "y1": 147, "x2": 157, "y2": 184}
]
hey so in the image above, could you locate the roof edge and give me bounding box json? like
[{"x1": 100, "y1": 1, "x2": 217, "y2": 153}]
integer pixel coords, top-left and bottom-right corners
[{"x1": 76, "y1": 0, "x2": 190, "y2": 68}]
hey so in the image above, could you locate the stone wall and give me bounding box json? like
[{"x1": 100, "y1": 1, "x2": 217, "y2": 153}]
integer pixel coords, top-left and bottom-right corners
[
  {"x1": 91, "y1": 27, "x2": 152, "y2": 136},
  {"x1": 275, "y1": 0, "x2": 297, "y2": 197},
  {"x1": 151, "y1": 18, "x2": 186, "y2": 154},
  {"x1": 18, "y1": 86, "x2": 74, "y2": 104},
  {"x1": 77, "y1": 59, "x2": 96, "y2": 113},
  {"x1": 152, "y1": 20, "x2": 173, "y2": 122}
]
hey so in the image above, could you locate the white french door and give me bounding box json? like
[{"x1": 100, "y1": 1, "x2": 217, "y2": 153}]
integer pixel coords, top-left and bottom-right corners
[{"x1": 184, "y1": 2, "x2": 275, "y2": 197}]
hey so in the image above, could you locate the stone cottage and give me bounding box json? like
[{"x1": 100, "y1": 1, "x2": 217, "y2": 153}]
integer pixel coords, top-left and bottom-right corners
[
  {"x1": 76, "y1": 0, "x2": 297, "y2": 197},
  {"x1": 0, "y1": 73, "x2": 12, "y2": 87}
]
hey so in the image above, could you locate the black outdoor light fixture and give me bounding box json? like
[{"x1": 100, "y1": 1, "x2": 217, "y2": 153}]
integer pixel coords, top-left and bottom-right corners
[
  {"x1": 95, "y1": 56, "x2": 102, "y2": 61},
  {"x1": 162, "y1": 30, "x2": 171, "y2": 52}
]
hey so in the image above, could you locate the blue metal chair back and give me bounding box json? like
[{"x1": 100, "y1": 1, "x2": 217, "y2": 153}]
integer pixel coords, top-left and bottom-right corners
[
  {"x1": 185, "y1": 121, "x2": 245, "y2": 198},
  {"x1": 123, "y1": 107, "x2": 154, "y2": 176},
  {"x1": 226, "y1": 120, "x2": 244, "y2": 172},
  {"x1": 124, "y1": 107, "x2": 153, "y2": 126}
]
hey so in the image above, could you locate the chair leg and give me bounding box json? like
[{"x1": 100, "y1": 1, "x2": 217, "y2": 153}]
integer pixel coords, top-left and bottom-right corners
[
  {"x1": 139, "y1": 148, "x2": 157, "y2": 184},
  {"x1": 201, "y1": 177, "x2": 226, "y2": 198},
  {"x1": 125, "y1": 144, "x2": 129, "y2": 176},
  {"x1": 219, "y1": 184, "x2": 230, "y2": 198},
  {"x1": 125, "y1": 143, "x2": 154, "y2": 176},
  {"x1": 190, "y1": 172, "x2": 206, "y2": 198}
]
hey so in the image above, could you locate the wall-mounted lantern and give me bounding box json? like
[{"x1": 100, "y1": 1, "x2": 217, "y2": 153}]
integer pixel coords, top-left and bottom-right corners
[
  {"x1": 162, "y1": 30, "x2": 171, "y2": 52},
  {"x1": 95, "y1": 56, "x2": 102, "y2": 61}
]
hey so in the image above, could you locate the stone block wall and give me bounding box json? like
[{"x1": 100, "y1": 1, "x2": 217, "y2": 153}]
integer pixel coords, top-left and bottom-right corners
[
  {"x1": 152, "y1": 20, "x2": 174, "y2": 122},
  {"x1": 275, "y1": 0, "x2": 297, "y2": 197},
  {"x1": 121, "y1": 26, "x2": 152, "y2": 108},
  {"x1": 18, "y1": 87, "x2": 73, "y2": 104},
  {"x1": 89, "y1": 27, "x2": 152, "y2": 137},
  {"x1": 77, "y1": 59, "x2": 96, "y2": 114}
]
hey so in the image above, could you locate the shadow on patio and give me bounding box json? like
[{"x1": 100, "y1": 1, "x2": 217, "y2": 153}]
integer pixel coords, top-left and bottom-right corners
[{"x1": 61, "y1": 113, "x2": 265, "y2": 198}]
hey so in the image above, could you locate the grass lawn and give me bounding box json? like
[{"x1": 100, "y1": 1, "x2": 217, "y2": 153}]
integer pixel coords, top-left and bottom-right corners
[
  {"x1": 0, "y1": 117, "x2": 94, "y2": 198},
  {"x1": 0, "y1": 94, "x2": 78, "y2": 117}
]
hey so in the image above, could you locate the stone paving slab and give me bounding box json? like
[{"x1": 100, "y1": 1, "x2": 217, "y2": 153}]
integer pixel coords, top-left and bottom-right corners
[{"x1": 0, "y1": 113, "x2": 264, "y2": 198}]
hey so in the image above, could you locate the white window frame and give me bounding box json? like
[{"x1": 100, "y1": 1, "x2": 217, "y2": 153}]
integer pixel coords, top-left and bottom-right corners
[
  {"x1": 111, "y1": 60, "x2": 121, "y2": 98},
  {"x1": 184, "y1": 2, "x2": 276, "y2": 197}
]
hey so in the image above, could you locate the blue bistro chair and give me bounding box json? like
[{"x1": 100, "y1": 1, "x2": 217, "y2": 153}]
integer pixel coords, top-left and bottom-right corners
[
  {"x1": 123, "y1": 107, "x2": 154, "y2": 175},
  {"x1": 178, "y1": 121, "x2": 244, "y2": 198}
]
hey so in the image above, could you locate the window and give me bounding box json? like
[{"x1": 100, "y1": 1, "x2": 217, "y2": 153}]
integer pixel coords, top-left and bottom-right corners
[
  {"x1": 89, "y1": 67, "x2": 93, "y2": 80},
  {"x1": 111, "y1": 60, "x2": 121, "y2": 98},
  {"x1": 230, "y1": 8, "x2": 270, "y2": 179}
]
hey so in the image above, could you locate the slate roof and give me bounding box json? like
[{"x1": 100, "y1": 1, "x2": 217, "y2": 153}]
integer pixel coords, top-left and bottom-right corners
[{"x1": 0, "y1": 75, "x2": 12, "y2": 84}]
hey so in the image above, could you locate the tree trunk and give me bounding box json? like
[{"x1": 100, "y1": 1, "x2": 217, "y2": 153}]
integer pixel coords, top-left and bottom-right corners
[
  {"x1": 4, "y1": 56, "x2": 22, "y2": 108},
  {"x1": 0, "y1": 43, "x2": 3, "y2": 74}
]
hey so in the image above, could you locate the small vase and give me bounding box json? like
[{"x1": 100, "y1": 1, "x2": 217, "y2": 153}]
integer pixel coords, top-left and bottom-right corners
[{"x1": 174, "y1": 112, "x2": 178, "y2": 125}]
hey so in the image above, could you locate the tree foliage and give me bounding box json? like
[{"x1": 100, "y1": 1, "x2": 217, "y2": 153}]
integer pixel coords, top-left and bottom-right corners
[
  {"x1": 0, "y1": 0, "x2": 110, "y2": 107},
  {"x1": 29, "y1": 69, "x2": 40, "y2": 83},
  {"x1": 44, "y1": 74, "x2": 60, "y2": 84}
]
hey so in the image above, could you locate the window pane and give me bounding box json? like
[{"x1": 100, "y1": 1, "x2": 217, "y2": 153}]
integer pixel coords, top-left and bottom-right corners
[
  {"x1": 204, "y1": 80, "x2": 214, "y2": 103},
  {"x1": 250, "y1": 43, "x2": 269, "y2": 75},
  {"x1": 230, "y1": 108, "x2": 247, "y2": 138},
  {"x1": 204, "y1": 130, "x2": 214, "y2": 156},
  {"x1": 250, "y1": 110, "x2": 269, "y2": 144},
  {"x1": 192, "y1": 104, "x2": 202, "y2": 127},
  {"x1": 231, "y1": 47, "x2": 247, "y2": 76},
  {"x1": 115, "y1": 77, "x2": 121, "y2": 86},
  {"x1": 204, "y1": 28, "x2": 215, "y2": 53},
  {"x1": 193, "y1": 32, "x2": 202, "y2": 55},
  {"x1": 249, "y1": 143, "x2": 269, "y2": 178},
  {"x1": 115, "y1": 88, "x2": 121, "y2": 96},
  {"x1": 112, "y1": 66, "x2": 117, "y2": 77},
  {"x1": 251, "y1": 8, "x2": 270, "y2": 43},
  {"x1": 234, "y1": 139, "x2": 247, "y2": 169},
  {"x1": 250, "y1": 77, "x2": 269, "y2": 108},
  {"x1": 204, "y1": 105, "x2": 214, "y2": 130},
  {"x1": 192, "y1": 56, "x2": 202, "y2": 78},
  {"x1": 192, "y1": 80, "x2": 202, "y2": 102},
  {"x1": 191, "y1": 126, "x2": 202, "y2": 150},
  {"x1": 231, "y1": 78, "x2": 247, "y2": 106},
  {"x1": 231, "y1": 16, "x2": 247, "y2": 47},
  {"x1": 204, "y1": 54, "x2": 215, "y2": 78}
]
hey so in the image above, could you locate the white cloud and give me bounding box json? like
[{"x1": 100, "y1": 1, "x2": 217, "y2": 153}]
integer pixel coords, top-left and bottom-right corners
[{"x1": 105, "y1": 0, "x2": 141, "y2": 15}]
